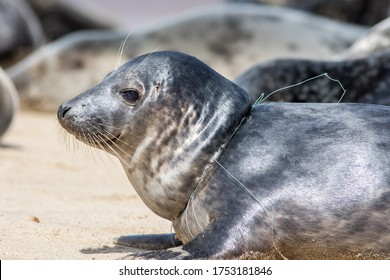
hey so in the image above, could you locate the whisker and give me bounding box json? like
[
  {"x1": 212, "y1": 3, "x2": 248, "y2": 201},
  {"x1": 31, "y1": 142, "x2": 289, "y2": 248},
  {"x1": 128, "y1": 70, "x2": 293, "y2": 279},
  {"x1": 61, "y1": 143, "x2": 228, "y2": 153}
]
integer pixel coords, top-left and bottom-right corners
[
  {"x1": 57, "y1": 126, "x2": 70, "y2": 152},
  {"x1": 115, "y1": 30, "x2": 134, "y2": 70},
  {"x1": 83, "y1": 132, "x2": 92, "y2": 158},
  {"x1": 94, "y1": 123, "x2": 138, "y2": 150},
  {"x1": 87, "y1": 129, "x2": 118, "y2": 168},
  {"x1": 63, "y1": 131, "x2": 69, "y2": 151},
  {"x1": 71, "y1": 133, "x2": 78, "y2": 154},
  {"x1": 94, "y1": 131, "x2": 134, "y2": 170},
  {"x1": 94, "y1": 127, "x2": 137, "y2": 161},
  {"x1": 95, "y1": 122, "x2": 140, "y2": 138},
  {"x1": 85, "y1": 131, "x2": 100, "y2": 164}
]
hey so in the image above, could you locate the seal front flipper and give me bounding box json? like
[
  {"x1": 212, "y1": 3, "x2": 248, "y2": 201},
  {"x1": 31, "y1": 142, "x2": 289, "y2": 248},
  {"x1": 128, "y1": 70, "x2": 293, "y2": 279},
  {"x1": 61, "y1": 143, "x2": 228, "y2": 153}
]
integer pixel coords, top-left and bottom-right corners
[
  {"x1": 120, "y1": 235, "x2": 260, "y2": 260},
  {"x1": 114, "y1": 233, "x2": 182, "y2": 250},
  {"x1": 121, "y1": 217, "x2": 272, "y2": 260}
]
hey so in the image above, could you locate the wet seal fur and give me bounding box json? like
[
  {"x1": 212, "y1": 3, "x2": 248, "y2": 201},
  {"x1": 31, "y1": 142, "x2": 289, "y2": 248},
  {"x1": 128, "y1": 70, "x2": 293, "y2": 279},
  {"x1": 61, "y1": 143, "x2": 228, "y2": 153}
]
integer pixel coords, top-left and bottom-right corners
[{"x1": 58, "y1": 51, "x2": 390, "y2": 259}]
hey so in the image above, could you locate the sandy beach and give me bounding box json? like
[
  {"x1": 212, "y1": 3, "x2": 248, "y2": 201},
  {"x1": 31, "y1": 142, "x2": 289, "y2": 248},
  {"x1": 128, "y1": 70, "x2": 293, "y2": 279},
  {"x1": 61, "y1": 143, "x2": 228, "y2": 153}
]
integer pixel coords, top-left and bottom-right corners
[{"x1": 0, "y1": 110, "x2": 171, "y2": 259}]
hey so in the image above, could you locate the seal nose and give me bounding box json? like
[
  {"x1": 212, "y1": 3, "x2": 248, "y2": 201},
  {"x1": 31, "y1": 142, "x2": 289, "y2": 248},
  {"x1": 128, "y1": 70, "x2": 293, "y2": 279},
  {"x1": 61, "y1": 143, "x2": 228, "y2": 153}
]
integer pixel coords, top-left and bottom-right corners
[{"x1": 58, "y1": 104, "x2": 72, "y2": 120}]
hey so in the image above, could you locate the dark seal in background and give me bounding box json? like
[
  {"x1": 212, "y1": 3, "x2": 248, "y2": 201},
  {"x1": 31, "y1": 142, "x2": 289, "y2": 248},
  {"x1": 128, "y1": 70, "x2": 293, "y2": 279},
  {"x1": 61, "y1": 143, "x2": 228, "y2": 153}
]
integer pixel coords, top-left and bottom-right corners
[{"x1": 226, "y1": 0, "x2": 390, "y2": 26}]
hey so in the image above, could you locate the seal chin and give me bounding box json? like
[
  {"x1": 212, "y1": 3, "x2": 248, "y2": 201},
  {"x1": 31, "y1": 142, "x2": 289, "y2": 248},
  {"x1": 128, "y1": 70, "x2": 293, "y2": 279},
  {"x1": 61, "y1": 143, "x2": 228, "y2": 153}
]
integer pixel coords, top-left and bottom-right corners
[
  {"x1": 107, "y1": 133, "x2": 121, "y2": 144},
  {"x1": 94, "y1": 133, "x2": 122, "y2": 146},
  {"x1": 73, "y1": 130, "x2": 121, "y2": 147}
]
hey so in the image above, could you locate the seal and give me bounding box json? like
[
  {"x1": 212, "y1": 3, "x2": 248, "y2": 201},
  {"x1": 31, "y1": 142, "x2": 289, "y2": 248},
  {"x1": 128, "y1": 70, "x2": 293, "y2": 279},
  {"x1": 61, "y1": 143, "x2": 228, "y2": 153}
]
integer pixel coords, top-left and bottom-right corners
[
  {"x1": 58, "y1": 51, "x2": 390, "y2": 259},
  {"x1": 342, "y1": 17, "x2": 390, "y2": 58},
  {"x1": 0, "y1": 0, "x2": 44, "y2": 55},
  {"x1": 234, "y1": 51, "x2": 390, "y2": 105},
  {"x1": 226, "y1": 0, "x2": 390, "y2": 26},
  {"x1": 0, "y1": 66, "x2": 19, "y2": 139}
]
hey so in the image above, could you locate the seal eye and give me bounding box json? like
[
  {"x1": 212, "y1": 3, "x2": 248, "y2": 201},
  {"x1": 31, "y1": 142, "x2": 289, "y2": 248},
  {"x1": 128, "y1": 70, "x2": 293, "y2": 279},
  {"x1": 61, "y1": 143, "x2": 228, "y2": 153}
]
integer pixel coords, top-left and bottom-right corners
[{"x1": 120, "y1": 89, "x2": 140, "y2": 105}]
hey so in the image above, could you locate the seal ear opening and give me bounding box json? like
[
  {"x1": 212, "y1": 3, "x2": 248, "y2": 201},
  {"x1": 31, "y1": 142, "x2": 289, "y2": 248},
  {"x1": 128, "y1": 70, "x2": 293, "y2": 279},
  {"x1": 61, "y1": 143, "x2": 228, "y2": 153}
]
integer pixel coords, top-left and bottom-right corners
[{"x1": 155, "y1": 82, "x2": 162, "y2": 93}]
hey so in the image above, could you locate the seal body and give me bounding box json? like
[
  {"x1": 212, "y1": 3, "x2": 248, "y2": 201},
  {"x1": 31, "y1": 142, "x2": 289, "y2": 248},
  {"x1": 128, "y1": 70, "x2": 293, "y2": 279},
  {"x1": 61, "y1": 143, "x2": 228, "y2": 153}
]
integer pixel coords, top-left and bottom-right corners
[
  {"x1": 174, "y1": 102, "x2": 390, "y2": 259},
  {"x1": 58, "y1": 51, "x2": 390, "y2": 259},
  {"x1": 235, "y1": 51, "x2": 390, "y2": 105}
]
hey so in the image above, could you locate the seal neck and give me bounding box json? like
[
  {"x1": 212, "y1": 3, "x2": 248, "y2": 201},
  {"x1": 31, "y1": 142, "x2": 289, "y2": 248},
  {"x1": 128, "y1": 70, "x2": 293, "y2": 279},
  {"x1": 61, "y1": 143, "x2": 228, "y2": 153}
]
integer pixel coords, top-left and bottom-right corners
[{"x1": 124, "y1": 85, "x2": 251, "y2": 221}]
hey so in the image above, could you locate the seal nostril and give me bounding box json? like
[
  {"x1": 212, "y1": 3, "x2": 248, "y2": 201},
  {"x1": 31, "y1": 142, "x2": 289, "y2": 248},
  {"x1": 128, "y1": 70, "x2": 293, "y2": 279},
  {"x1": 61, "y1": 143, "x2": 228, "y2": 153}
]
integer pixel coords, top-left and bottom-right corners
[{"x1": 58, "y1": 105, "x2": 72, "y2": 119}]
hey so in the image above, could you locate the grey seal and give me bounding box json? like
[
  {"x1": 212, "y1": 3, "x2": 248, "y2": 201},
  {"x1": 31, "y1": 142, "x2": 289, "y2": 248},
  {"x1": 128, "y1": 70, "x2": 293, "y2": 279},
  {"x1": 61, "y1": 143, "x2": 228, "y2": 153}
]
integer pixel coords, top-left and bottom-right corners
[
  {"x1": 0, "y1": 0, "x2": 44, "y2": 57},
  {"x1": 26, "y1": 0, "x2": 112, "y2": 40},
  {"x1": 0, "y1": 67, "x2": 18, "y2": 139},
  {"x1": 341, "y1": 18, "x2": 390, "y2": 58},
  {"x1": 234, "y1": 51, "x2": 390, "y2": 105},
  {"x1": 226, "y1": 0, "x2": 390, "y2": 26},
  {"x1": 58, "y1": 51, "x2": 390, "y2": 259}
]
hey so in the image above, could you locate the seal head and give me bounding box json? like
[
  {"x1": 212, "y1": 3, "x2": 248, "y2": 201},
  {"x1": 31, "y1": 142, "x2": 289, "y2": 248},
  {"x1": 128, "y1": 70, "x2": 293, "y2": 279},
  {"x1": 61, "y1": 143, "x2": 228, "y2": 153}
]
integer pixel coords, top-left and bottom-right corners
[{"x1": 58, "y1": 51, "x2": 250, "y2": 220}]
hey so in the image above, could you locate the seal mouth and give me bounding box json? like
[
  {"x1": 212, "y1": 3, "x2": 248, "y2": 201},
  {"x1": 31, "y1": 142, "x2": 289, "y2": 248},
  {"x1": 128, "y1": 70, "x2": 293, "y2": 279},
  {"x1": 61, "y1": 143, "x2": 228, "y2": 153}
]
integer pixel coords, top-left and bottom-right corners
[
  {"x1": 72, "y1": 130, "x2": 122, "y2": 147},
  {"x1": 107, "y1": 133, "x2": 121, "y2": 144},
  {"x1": 91, "y1": 133, "x2": 121, "y2": 145}
]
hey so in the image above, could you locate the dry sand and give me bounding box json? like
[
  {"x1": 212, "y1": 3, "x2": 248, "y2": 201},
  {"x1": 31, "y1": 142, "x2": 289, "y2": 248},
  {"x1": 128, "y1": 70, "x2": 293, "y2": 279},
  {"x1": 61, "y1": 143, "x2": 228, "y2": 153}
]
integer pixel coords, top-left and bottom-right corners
[{"x1": 0, "y1": 110, "x2": 170, "y2": 259}]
